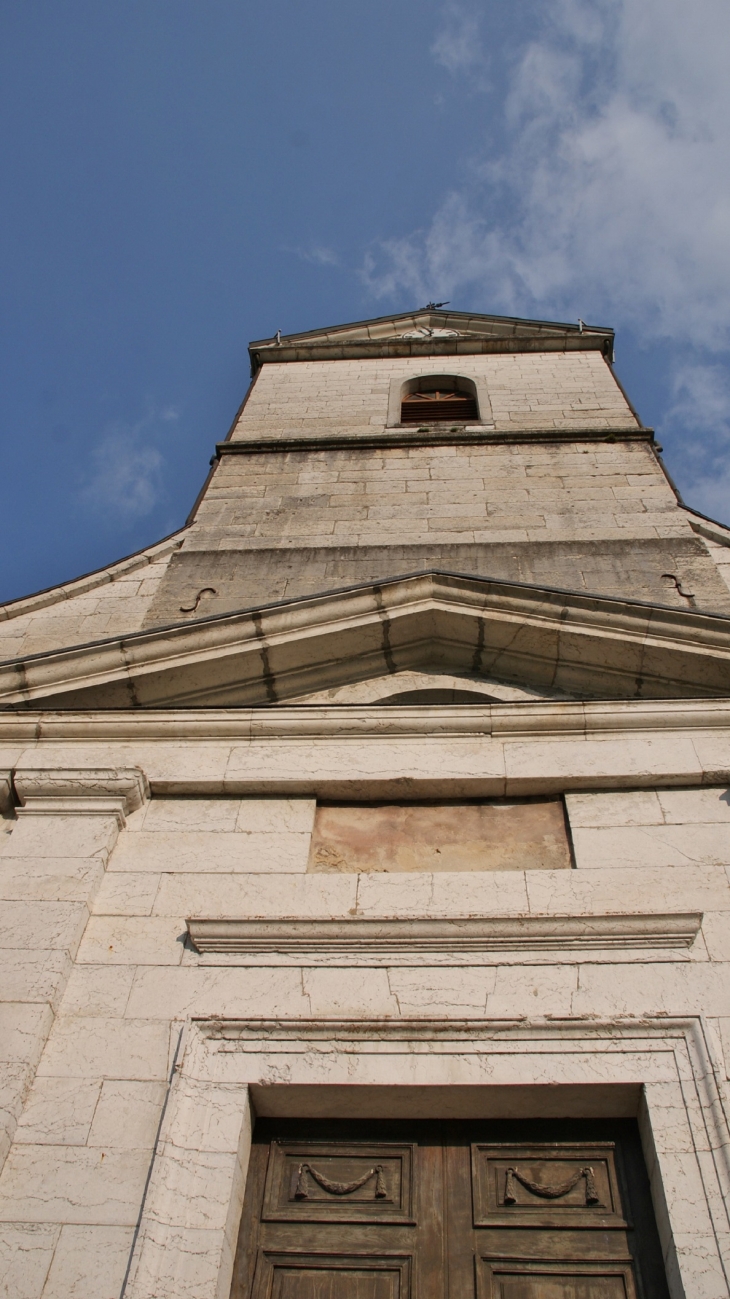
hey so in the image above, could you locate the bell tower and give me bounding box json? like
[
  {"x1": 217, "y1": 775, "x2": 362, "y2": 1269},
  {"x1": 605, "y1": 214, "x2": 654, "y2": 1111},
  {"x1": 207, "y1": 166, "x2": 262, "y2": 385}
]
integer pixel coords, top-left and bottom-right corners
[{"x1": 142, "y1": 308, "x2": 730, "y2": 634}]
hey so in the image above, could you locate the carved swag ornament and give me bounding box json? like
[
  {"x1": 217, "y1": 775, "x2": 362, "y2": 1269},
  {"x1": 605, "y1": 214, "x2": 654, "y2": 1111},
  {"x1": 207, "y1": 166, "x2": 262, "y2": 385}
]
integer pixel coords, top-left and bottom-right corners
[
  {"x1": 504, "y1": 1164, "x2": 600, "y2": 1206},
  {"x1": 294, "y1": 1162, "x2": 388, "y2": 1200}
]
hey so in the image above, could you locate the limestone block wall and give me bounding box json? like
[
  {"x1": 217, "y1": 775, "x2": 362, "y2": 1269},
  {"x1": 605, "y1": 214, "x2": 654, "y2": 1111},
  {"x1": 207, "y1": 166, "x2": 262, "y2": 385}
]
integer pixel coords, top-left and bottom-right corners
[
  {"x1": 0, "y1": 769, "x2": 150, "y2": 1299},
  {"x1": 191, "y1": 440, "x2": 685, "y2": 551},
  {"x1": 704, "y1": 534, "x2": 730, "y2": 595},
  {"x1": 0, "y1": 541, "x2": 180, "y2": 663},
  {"x1": 148, "y1": 436, "x2": 730, "y2": 616},
  {"x1": 0, "y1": 723, "x2": 729, "y2": 1298},
  {"x1": 232, "y1": 353, "x2": 638, "y2": 441}
]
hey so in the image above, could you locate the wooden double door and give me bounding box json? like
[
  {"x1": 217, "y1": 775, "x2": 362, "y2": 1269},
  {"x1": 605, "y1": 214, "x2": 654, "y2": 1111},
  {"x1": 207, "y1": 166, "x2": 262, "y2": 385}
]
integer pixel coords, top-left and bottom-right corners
[{"x1": 231, "y1": 1119, "x2": 669, "y2": 1299}]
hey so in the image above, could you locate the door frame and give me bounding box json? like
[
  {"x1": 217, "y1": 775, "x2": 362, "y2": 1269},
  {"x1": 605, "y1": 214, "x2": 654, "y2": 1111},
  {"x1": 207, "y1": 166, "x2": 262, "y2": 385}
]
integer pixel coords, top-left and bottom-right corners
[{"x1": 122, "y1": 1015, "x2": 730, "y2": 1299}]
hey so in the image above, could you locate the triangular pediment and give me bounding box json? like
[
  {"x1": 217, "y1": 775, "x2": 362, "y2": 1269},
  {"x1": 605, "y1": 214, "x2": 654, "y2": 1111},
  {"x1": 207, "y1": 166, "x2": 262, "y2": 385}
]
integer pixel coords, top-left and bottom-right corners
[
  {"x1": 1, "y1": 572, "x2": 729, "y2": 711},
  {"x1": 249, "y1": 311, "x2": 614, "y2": 366}
]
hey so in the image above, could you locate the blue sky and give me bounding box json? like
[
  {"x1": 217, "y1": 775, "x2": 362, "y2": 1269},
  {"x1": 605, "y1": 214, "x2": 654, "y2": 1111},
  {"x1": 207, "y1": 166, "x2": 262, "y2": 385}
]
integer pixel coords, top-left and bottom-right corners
[{"x1": 1, "y1": 0, "x2": 729, "y2": 602}]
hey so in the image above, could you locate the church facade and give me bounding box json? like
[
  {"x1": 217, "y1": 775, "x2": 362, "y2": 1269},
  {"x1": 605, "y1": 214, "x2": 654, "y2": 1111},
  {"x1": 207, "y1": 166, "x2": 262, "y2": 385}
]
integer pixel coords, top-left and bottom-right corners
[{"x1": 0, "y1": 309, "x2": 730, "y2": 1298}]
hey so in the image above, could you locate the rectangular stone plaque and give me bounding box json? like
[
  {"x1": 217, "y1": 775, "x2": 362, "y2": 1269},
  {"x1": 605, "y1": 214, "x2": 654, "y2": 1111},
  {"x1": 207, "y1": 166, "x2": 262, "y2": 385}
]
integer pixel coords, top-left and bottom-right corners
[{"x1": 308, "y1": 799, "x2": 571, "y2": 873}]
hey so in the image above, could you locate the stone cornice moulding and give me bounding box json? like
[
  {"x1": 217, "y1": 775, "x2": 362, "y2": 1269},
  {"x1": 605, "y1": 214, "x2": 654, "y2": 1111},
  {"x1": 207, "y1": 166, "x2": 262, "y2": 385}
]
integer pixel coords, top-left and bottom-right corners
[
  {"x1": 186, "y1": 912, "x2": 703, "y2": 959},
  {"x1": 0, "y1": 698, "x2": 727, "y2": 743},
  {"x1": 217, "y1": 427, "x2": 649, "y2": 456},
  {"x1": 247, "y1": 334, "x2": 614, "y2": 368},
  {"x1": 195, "y1": 1012, "x2": 721, "y2": 1051},
  {"x1": 13, "y1": 766, "x2": 150, "y2": 825},
  {"x1": 248, "y1": 307, "x2": 614, "y2": 351},
  {"x1": 1, "y1": 571, "x2": 730, "y2": 710}
]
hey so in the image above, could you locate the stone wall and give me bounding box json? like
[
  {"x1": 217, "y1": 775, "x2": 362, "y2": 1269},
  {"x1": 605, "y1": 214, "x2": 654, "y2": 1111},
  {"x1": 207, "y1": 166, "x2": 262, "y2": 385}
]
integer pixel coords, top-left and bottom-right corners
[
  {"x1": 0, "y1": 709, "x2": 729, "y2": 1298},
  {"x1": 190, "y1": 441, "x2": 683, "y2": 550},
  {"x1": 141, "y1": 438, "x2": 730, "y2": 619},
  {"x1": 231, "y1": 353, "x2": 638, "y2": 441},
  {"x1": 0, "y1": 543, "x2": 180, "y2": 663}
]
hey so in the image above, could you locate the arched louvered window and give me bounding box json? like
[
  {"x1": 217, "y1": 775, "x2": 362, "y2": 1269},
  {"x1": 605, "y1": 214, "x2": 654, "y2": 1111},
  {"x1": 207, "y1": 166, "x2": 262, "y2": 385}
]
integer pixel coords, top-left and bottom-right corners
[{"x1": 400, "y1": 375, "x2": 479, "y2": 424}]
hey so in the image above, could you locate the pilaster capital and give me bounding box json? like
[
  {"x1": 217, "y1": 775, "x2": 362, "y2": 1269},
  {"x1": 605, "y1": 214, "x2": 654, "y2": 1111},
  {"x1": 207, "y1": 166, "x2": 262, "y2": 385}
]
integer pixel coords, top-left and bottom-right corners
[{"x1": 13, "y1": 766, "x2": 150, "y2": 827}]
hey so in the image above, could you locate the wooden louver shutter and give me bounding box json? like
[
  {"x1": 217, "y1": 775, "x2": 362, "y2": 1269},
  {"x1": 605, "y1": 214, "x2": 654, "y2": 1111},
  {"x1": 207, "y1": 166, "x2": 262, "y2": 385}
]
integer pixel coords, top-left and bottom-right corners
[{"x1": 401, "y1": 390, "x2": 478, "y2": 423}]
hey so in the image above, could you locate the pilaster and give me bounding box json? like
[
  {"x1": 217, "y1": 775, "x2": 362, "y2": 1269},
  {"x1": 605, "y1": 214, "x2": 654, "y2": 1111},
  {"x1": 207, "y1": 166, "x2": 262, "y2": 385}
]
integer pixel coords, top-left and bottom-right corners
[{"x1": 0, "y1": 767, "x2": 149, "y2": 1173}]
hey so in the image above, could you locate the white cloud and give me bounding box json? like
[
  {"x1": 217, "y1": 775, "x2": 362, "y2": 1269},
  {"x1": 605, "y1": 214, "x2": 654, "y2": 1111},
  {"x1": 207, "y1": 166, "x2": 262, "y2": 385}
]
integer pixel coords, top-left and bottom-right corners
[
  {"x1": 308, "y1": 246, "x2": 340, "y2": 266},
  {"x1": 360, "y1": 0, "x2": 730, "y2": 522},
  {"x1": 367, "y1": 0, "x2": 730, "y2": 349},
  {"x1": 431, "y1": 3, "x2": 485, "y2": 77},
  {"x1": 676, "y1": 452, "x2": 730, "y2": 524},
  {"x1": 79, "y1": 408, "x2": 176, "y2": 522},
  {"x1": 661, "y1": 364, "x2": 730, "y2": 518},
  {"x1": 287, "y1": 244, "x2": 341, "y2": 267},
  {"x1": 666, "y1": 365, "x2": 730, "y2": 440}
]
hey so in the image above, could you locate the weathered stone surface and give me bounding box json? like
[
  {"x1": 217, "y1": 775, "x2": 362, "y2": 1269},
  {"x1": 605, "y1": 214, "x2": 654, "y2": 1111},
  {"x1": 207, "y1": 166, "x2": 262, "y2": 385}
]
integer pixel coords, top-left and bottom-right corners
[
  {"x1": 76, "y1": 916, "x2": 187, "y2": 965},
  {"x1": 0, "y1": 1145, "x2": 150, "y2": 1224},
  {"x1": 0, "y1": 1005, "x2": 54, "y2": 1065},
  {"x1": 0, "y1": 315, "x2": 729, "y2": 1299},
  {"x1": 107, "y1": 830, "x2": 313, "y2": 875},
  {"x1": 40, "y1": 1224, "x2": 134, "y2": 1299},
  {"x1": 0, "y1": 951, "x2": 71, "y2": 1008},
  {"x1": 88, "y1": 1080, "x2": 166, "y2": 1150},
  {"x1": 0, "y1": 814, "x2": 120, "y2": 862},
  {"x1": 0, "y1": 859, "x2": 104, "y2": 903},
  {"x1": 124, "y1": 966, "x2": 310, "y2": 1020},
  {"x1": 0, "y1": 903, "x2": 89, "y2": 953},
  {"x1": 60, "y1": 965, "x2": 136, "y2": 1018},
  {"x1": 0, "y1": 1223, "x2": 60, "y2": 1299},
  {"x1": 308, "y1": 798, "x2": 571, "y2": 873},
  {"x1": 15, "y1": 1078, "x2": 101, "y2": 1146},
  {"x1": 37, "y1": 1018, "x2": 169, "y2": 1081},
  {"x1": 145, "y1": 532, "x2": 730, "y2": 626}
]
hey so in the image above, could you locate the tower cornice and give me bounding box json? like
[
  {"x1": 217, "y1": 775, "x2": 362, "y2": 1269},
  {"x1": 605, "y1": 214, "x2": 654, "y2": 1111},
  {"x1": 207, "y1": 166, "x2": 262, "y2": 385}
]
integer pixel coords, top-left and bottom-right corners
[{"x1": 248, "y1": 309, "x2": 614, "y2": 372}]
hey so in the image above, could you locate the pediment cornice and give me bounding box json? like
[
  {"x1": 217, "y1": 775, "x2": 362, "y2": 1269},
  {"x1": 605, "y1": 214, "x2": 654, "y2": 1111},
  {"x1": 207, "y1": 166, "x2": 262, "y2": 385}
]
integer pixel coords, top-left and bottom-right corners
[
  {"x1": 249, "y1": 310, "x2": 614, "y2": 368},
  {"x1": 0, "y1": 571, "x2": 729, "y2": 710}
]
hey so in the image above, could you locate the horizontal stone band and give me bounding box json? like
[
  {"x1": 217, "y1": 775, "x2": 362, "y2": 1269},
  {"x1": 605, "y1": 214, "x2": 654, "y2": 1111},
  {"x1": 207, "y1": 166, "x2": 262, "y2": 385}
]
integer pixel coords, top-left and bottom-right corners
[{"x1": 186, "y1": 912, "x2": 701, "y2": 955}]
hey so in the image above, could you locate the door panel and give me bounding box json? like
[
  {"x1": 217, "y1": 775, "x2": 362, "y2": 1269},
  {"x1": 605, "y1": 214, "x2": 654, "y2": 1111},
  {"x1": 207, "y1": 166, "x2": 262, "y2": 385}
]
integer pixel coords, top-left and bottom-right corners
[
  {"x1": 471, "y1": 1143, "x2": 626, "y2": 1229},
  {"x1": 477, "y1": 1260, "x2": 636, "y2": 1299},
  {"x1": 262, "y1": 1141, "x2": 415, "y2": 1223},
  {"x1": 231, "y1": 1120, "x2": 668, "y2": 1299},
  {"x1": 253, "y1": 1253, "x2": 412, "y2": 1299}
]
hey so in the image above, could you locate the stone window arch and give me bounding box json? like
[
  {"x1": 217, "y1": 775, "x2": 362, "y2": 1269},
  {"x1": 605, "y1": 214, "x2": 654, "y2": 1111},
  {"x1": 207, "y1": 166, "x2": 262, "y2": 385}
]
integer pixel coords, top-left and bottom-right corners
[{"x1": 386, "y1": 372, "x2": 493, "y2": 427}]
